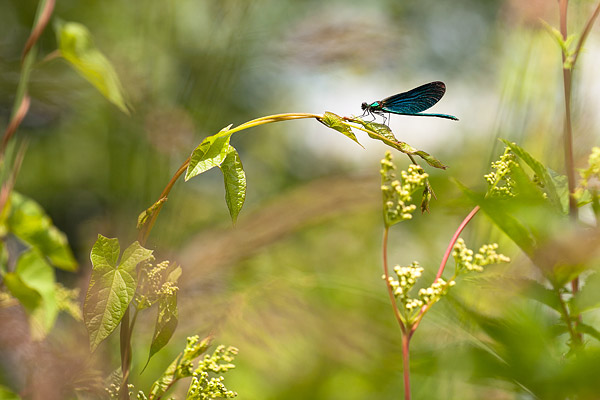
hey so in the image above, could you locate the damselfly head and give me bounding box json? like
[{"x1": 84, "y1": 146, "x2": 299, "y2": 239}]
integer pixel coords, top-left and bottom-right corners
[{"x1": 361, "y1": 102, "x2": 369, "y2": 111}]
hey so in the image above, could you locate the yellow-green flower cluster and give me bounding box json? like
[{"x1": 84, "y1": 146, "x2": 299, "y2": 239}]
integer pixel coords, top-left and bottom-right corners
[
  {"x1": 380, "y1": 151, "x2": 429, "y2": 226},
  {"x1": 384, "y1": 262, "x2": 455, "y2": 316},
  {"x1": 418, "y1": 278, "x2": 454, "y2": 305},
  {"x1": 453, "y1": 238, "x2": 510, "y2": 274},
  {"x1": 136, "y1": 260, "x2": 180, "y2": 309},
  {"x1": 384, "y1": 262, "x2": 424, "y2": 308},
  {"x1": 187, "y1": 345, "x2": 239, "y2": 399},
  {"x1": 106, "y1": 383, "x2": 136, "y2": 400},
  {"x1": 484, "y1": 147, "x2": 517, "y2": 198},
  {"x1": 575, "y1": 147, "x2": 600, "y2": 200}
]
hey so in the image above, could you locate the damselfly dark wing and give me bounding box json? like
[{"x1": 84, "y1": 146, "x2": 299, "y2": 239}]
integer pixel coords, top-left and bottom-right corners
[{"x1": 380, "y1": 81, "x2": 446, "y2": 114}]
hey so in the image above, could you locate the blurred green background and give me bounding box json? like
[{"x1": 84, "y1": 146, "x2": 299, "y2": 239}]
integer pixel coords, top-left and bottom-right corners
[{"x1": 2, "y1": 0, "x2": 600, "y2": 399}]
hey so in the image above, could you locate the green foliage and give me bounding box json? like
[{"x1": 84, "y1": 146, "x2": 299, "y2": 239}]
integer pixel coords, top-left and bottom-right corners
[
  {"x1": 355, "y1": 119, "x2": 447, "y2": 169},
  {"x1": 0, "y1": 385, "x2": 20, "y2": 400},
  {"x1": 386, "y1": 239, "x2": 509, "y2": 324},
  {"x1": 137, "y1": 260, "x2": 182, "y2": 364},
  {"x1": 220, "y1": 149, "x2": 247, "y2": 224},
  {"x1": 55, "y1": 20, "x2": 130, "y2": 114},
  {"x1": 185, "y1": 126, "x2": 234, "y2": 181},
  {"x1": 2, "y1": 191, "x2": 77, "y2": 271},
  {"x1": 5, "y1": 249, "x2": 58, "y2": 339},
  {"x1": 318, "y1": 112, "x2": 362, "y2": 146},
  {"x1": 84, "y1": 235, "x2": 153, "y2": 351},
  {"x1": 380, "y1": 151, "x2": 430, "y2": 227},
  {"x1": 184, "y1": 126, "x2": 249, "y2": 223},
  {"x1": 146, "y1": 336, "x2": 237, "y2": 400},
  {"x1": 501, "y1": 140, "x2": 563, "y2": 211}
]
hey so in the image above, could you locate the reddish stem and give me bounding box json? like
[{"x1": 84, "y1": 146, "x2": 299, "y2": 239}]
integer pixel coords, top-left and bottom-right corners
[
  {"x1": 382, "y1": 227, "x2": 406, "y2": 333},
  {"x1": 21, "y1": 0, "x2": 55, "y2": 63},
  {"x1": 402, "y1": 334, "x2": 411, "y2": 400},
  {"x1": 409, "y1": 205, "x2": 480, "y2": 336},
  {"x1": 435, "y1": 206, "x2": 480, "y2": 281},
  {"x1": 1, "y1": 95, "x2": 31, "y2": 152}
]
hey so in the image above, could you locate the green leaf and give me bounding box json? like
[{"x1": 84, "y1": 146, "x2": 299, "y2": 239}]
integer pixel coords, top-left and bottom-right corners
[
  {"x1": 319, "y1": 112, "x2": 362, "y2": 146},
  {"x1": 220, "y1": 148, "x2": 246, "y2": 224},
  {"x1": 576, "y1": 322, "x2": 600, "y2": 342},
  {"x1": 361, "y1": 121, "x2": 398, "y2": 142},
  {"x1": 146, "y1": 265, "x2": 181, "y2": 366},
  {"x1": 0, "y1": 386, "x2": 20, "y2": 400},
  {"x1": 457, "y1": 182, "x2": 536, "y2": 256},
  {"x1": 3, "y1": 272, "x2": 42, "y2": 312},
  {"x1": 149, "y1": 335, "x2": 212, "y2": 399},
  {"x1": 185, "y1": 125, "x2": 234, "y2": 181},
  {"x1": 410, "y1": 149, "x2": 448, "y2": 170},
  {"x1": 521, "y1": 279, "x2": 562, "y2": 313},
  {"x1": 571, "y1": 272, "x2": 600, "y2": 314},
  {"x1": 501, "y1": 140, "x2": 562, "y2": 212},
  {"x1": 421, "y1": 183, "x2": 433, "y2": 213},
  {"x1": 147, "y1": 292, "x2": 179, "y2": 364},
  {"x1": 5, "y1": 250, "x2": 59, "y2": 339},
  {"x1": 5, "y1": 192, "x2": 77, "y2": 271},
  {"x1": 84, "y1": 235, "x2": 153, "y2": 351},
  {"x1": 137, "y1": 197, "x2": 167, "y2": 229},
  {"x1": 55, "y1": 21, "x2": 129, "y2": 114}
]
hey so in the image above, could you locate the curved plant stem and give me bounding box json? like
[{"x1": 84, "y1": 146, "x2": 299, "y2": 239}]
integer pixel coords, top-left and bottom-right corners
[
  {"x1": 402, "y1": 334, "x2": 411, "y2": 400},
  {"x1": 409, "y1": 206, "x2": 480, "y2": 336},
  {"x1": 138, "y1": 113, "x2": 323, "y2": 244},
  {"x1": 557, "y1": 289, "x2": 580, "y2": 346},
  {"x1": 382, "y1": 226, "x2": 411, "y2": 399},
  {"x1": 435, "y1": 206, "x2": 480, "y2": 282},
  {"x1": 559, "y1": 0, "x2": 577, "y2": 221},
  {"x1": 2, "y1": 0, "x2": 54, "y2": 156},
  {"x1": 382, "y1": 227, "x2": 406, "y2": 333}
]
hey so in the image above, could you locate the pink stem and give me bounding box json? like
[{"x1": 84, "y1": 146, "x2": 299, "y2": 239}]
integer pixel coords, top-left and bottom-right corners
[{"x1": 435, "y1": 206, "x2": 480, "y2": 281}]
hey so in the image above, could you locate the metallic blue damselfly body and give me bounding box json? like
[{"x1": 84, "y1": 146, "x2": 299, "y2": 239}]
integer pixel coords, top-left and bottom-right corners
[{"x1": 361, "y1": 81, "x2": 458, "y2": 122}]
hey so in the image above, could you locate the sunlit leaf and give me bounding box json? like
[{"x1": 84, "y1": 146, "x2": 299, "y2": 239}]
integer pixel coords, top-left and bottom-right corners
[
  {"x1": 5, "y1": 249, "x2": 58, "y2": 339},
  {"x1": 149, "y1": 335, "x2": 212, "y2": 398},
  {"x1": 521, "y1": 279, "x2": 561, "y2": 313},
  {"x1": 570, "y1": 272, "x2": 600, "y2": 314},
  {"x1": 147, "y1": 292, "x2": 178, "y2": 363},
  {"x1": 457, "y1": 182, "x2": 536, "y2": 256},
  {"x1": 220, "y1": 148, "x2": 246, "y2": 224},
  {"x1": 137, "y1": 197, "x2": 167, "y2": 229},
  {"x1": 84, "y1": 235, "x2": 153, "y2": 351},
  {"x1": 421, "y1": 183, "x2": 433, "y2": 213},
  {"x1": 0, "y1": 386, "x2": 20, "y2": 400},
  {"x1": 319, "y1": 112, "x2": 362, "y2": 146},
  {"x1": 501, "y1": 140, "x2": 562, "y2": 212},
  {"x1": 146, "y1": 265, "x2": 181, "y2": 366},
  {"x1": 358, "y1": 120, "x2": 398, "y2": 142},
  {"x1": 575, "y1": 322, "x2": 600, "y2": 342},
  {"x1": 185, "y1": 125, "x2": 233, "y2": 181},
  {"x1": 5, "y1": 192, "x2": 77, "y2": 271},
  {"x1": 3, "y1": 272, "x2": 42, "y2": 312},
  {"x1": 55, "y1": 21, "x2": 129, "y2": 114}
]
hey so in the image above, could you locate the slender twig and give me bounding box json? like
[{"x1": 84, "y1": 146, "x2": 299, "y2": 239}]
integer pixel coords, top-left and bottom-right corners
[
  {"x1": 138, "y1": 113, "x2": 325, "y2": 244},
  {"x1": 2, "y1": 96, "x2": 31, "y2": 153},
  {"x1": 435, "y1": 206, "x2": 480, "y2": 282},
  {"x1": 571, "y1": 1, "x2": 600, "y2": 66},
  {"x1": 382, "y1": 227, "x2": 406, "y2": 333},
  {"x1": 559, "y1": 0, "x2": 577, "y2": 221},
  {"x1": 21, "y1": 0, "x2": 55, "y2": 63},
  {"x1": 401, "y1": 334, "x2": 411, "y2": 400},
  {"x1": 409, "y1": 206, "x2": 480, "y2": 336},
  {"x1": 119, "y1": 308, "x2": 132, "y2": 400},
  {"x1": 382, "y1": 227, "x2": 410, "y2": 399},
  {"x1": 557, "y1": 289, "x2": 579, "y2": 342},
  {"x1": 558, "y1": 0, "x2": 587, "y2": 344}
]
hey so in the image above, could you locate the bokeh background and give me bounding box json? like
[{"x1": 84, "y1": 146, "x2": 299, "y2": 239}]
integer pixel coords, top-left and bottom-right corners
[{"x1": 2, "y1": 0, "x2": 600, "y2": 399}]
